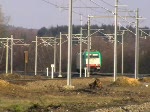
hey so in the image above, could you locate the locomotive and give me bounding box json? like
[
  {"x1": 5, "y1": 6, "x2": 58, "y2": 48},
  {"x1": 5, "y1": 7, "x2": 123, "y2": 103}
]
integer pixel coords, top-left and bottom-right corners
[{"x1": 76, "y1": 51, "x2": 102, "y2": 73}]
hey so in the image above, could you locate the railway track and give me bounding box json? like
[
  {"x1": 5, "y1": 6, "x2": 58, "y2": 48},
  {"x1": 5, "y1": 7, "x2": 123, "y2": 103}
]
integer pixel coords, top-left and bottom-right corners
[{"x1": 1, "y1": 71, "x2": 149, "y2": 83}]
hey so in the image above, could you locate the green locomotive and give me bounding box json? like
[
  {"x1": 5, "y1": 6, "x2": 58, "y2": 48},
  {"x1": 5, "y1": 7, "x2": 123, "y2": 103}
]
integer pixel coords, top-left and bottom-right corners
[{"x1": 76, "y1": 51, "x2": 102, "y2": 72}]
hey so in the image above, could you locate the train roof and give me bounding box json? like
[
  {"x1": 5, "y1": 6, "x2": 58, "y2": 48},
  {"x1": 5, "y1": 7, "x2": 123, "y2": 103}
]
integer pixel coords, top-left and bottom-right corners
[{"x1": 83, "y1": 51, "x2": 101, "y2": 54}]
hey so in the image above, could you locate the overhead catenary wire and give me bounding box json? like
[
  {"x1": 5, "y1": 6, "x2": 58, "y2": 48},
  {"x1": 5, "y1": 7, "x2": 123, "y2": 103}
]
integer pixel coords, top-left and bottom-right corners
[
  {"x1": 40, "y1": 0, "x2": 113, "y2": 25},
  {"x1": 41, "y1": 0, "x2": 149, "y2": 37},
  {"x1": 41, "y1": 0, "x2": 114, "y2": 26},
  {"x1": 89, "y1": 1, "x2": 148, "y2": 32},
  {"x1": 88, "y1": 0, "x2": 148, "y2": 37},
  {"x1": 100, "y1": 0, "x2": 114, "y2": 7},
  {"x1": 41, "y1": 0, "x2": 60, "y2": 8},
  {"x1": 41, "y1": 0, "x2": 87, "y2": 19},
  {"x1": 39, "y1": 1, "x2": 135, "y2": 39}
]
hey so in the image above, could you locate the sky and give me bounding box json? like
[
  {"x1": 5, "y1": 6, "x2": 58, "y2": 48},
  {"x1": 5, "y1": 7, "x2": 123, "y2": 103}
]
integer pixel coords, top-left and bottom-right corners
[{"x1": 0, "y1": 0, "x2": 149, "y2": 29}]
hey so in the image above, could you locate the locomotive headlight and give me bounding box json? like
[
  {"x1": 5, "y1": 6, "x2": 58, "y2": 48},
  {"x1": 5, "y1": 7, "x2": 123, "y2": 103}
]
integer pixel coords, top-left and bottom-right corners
[{"x1": 97, "y1": 64, "x2": 100, "y2": 66}]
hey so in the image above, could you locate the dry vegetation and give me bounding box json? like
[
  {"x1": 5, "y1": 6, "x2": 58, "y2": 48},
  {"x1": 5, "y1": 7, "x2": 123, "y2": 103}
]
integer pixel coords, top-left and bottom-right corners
[{"x1": 0, "y1": 73, "x2": 150, "y2": 112}]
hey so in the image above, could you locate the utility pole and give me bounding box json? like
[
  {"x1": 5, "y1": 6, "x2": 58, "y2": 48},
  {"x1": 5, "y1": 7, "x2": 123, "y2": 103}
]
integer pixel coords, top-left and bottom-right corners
[
  {"x1": 114, "y1": 0, "x2": 118, "y2": 81},
  {"x1": 35, "y1": 36, "x2": 38, "y2": 75},
  {"x1": 10, "y1": 35, "x2": 13, "y2": 74},
  {"x1": 58, "y1": 32, "x2": 62, "y2": 77},
  {"x1": 80, "y1": 15, "x2": 83, "y2": 78},
  {"x1": 67, "y1": 0, "x2": 72, "y2": 86},
  {"x1": 54, "y1": 37, "x2": 56, "y2": 72},
  {"x1": 6, "y1": 37, "x2": 9, "y2": 74},
  {"x1": 135, "y1": 8, "x2": 139, "y2": 79},
  {"x1": 34, "y1": 36, "x2": 56, "y2": 76},
  {"x1": 121, "y1": 31, "x2": 125, "y2": 75},
  {"x1": 4, "y1": 36, "x2": 29, "y2": 74},
  {"x1": 87, "y1": 15, "x2": 91, "y2": 77},
  {"x1": 0, "y1": 38, "x2": 10, "y2": 74}
]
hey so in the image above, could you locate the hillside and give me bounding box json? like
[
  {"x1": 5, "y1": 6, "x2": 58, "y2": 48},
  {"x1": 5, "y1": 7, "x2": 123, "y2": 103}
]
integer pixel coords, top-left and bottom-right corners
[{"x1": 0, "y1": 25, "x2": 150, "y2": 74}]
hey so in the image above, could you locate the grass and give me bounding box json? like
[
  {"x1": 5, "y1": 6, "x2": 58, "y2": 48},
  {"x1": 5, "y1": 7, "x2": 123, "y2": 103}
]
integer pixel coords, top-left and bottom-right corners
[
  {"x1": 0, "y1": 98, "x2": 31, "y2": 112},
  {"x1": 0, "y1": 74, "x2": 150, "y2": 111}
]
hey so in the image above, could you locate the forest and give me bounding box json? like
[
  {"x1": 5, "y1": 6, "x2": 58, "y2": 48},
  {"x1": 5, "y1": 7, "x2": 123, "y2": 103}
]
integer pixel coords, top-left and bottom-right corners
[{"x1": 0, "y1": 23, "x2": 150, "y2": 74}]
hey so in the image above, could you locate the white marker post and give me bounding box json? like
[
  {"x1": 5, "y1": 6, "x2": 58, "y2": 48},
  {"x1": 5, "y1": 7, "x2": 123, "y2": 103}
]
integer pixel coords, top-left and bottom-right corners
[
  {"x1": 51, "y1": 64, "x2": 54, "y2": 79},
  {"x1": 84, "y1": 67, "x2": 87, "y2": 77},
  {"x1": 46, "y1": 67, "x2": 49, "y2": 77}
]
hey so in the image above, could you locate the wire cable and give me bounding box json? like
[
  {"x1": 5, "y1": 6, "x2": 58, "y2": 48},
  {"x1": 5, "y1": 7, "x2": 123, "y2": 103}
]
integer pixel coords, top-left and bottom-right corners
[{"x1": 100, "y1": 0, "x2": 114, "y2": 7}]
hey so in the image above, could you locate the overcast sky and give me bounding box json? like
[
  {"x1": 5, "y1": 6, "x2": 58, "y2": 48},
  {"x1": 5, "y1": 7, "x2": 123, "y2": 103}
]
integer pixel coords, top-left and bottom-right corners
[{"x1": 0, "y1": 0, "x2": 149, "y2": 29}]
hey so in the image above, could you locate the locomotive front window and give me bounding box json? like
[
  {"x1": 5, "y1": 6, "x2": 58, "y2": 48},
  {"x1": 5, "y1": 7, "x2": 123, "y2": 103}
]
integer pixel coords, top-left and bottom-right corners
[
  {"x1": 90, "y1": 55, "x2": 99, "y2": 58},
  {"x1": 86, "y1": 55, "x2": 99, "y2": 58}
]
